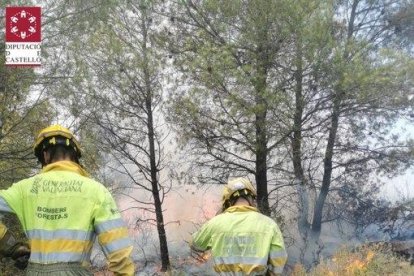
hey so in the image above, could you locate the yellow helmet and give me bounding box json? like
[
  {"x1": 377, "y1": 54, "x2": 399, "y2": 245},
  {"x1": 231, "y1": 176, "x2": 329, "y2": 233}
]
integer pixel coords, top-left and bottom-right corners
[
  {"x1": 34, "y1": 125, "x2": 81, "y2": 162},
  {"x1": 222, "y1": 177, "x2": 257, "y2": 203}
]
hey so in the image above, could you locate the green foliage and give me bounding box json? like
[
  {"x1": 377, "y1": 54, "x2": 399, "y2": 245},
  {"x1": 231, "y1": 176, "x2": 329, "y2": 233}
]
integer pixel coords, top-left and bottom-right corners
[
  {"x1": 0, "y1": 39, "x2": 52, "y2": 276},
  {"x1": 168, "y1": 0, "x2": 300, "y2": 169},
  {"x1": 43, "y1": 0, "x2": 173, "y2": 270},
  {"x1": 167, "y1": 0, "x2": 414, "y2": 263},
  {"x1": 0, "y1": 47, "x2": 53, "y2": 186},
  {"x1": 11, "y1": 0, "x2": 412, "y2": 270}
]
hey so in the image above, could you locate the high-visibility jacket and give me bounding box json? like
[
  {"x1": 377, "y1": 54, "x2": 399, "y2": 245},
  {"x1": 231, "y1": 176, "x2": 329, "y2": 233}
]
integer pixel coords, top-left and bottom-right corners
[
  {"x1": 0, "y1": 160, "x2": 134, "y2": 276},
  {"x1": 191, "y1": 205, "x2": 287, "y2": 275}
]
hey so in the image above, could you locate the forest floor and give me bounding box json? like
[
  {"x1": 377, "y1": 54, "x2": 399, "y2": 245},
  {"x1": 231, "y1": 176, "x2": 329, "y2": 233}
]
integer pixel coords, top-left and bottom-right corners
[{"x1": 93, "y1": 246, "x2": 414, "y2": 275}]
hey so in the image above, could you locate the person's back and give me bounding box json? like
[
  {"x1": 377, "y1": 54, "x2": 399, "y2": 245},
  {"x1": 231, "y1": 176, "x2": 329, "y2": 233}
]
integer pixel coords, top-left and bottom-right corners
[
  {"x1": 190, "y1": 178, "x2": 287, "y2": 275},
  {"x1": 0, "y1": 125, "x2": 135, "y2": 275}
]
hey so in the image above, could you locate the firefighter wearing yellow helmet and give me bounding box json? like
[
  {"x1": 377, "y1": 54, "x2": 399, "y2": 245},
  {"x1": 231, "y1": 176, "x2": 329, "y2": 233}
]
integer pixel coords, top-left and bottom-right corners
[
  {"x1": 0, "y1": 125, "x2": 135, "y2": 275},
  {"x1": 190, "y1": 177, "x2": 287, "y2": 275}
]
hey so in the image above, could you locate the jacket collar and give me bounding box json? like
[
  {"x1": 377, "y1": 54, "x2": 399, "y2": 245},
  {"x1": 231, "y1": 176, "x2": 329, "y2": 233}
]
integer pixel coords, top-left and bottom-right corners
[
  {"x1": 41, "y1": 160, "x2": 89, "y2": 177},
  {"x1": 225, "y1": 205, "x2": 259, "y2": 213}
]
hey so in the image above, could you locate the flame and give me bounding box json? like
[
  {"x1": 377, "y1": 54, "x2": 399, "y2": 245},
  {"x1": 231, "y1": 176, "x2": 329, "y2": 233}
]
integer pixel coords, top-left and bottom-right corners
[
  {"x1": 190, "y1": 250, "x2": 211, "y2": 265},
  {"x1": 366, "y1": 250, "x2": 375, "y2": 262},
  {"x1": 344, "y1": 250, "x2": 375, "y2": 273},
  {"x1": 201, "y1": 251, "x2": 211, "y2": 261},
  {"x1": 346, "y1": 259, "x2": 365, "y2": 272}
]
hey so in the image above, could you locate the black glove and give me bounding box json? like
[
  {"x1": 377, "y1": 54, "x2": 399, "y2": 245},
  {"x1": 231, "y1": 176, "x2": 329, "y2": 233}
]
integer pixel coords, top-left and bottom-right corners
[
  {"x1": 0, "y1": 230, "x2": 30, "y2": 270},
  {"x1": 8, "y1": 242, "x2": 30, "y2": 270}
]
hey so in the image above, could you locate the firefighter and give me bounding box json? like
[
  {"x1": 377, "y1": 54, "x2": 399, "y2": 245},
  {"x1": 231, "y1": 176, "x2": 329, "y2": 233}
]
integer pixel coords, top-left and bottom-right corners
[
  {"x1": 0, "y1": 125, "x2": 135, "y2": 275},
  {"x1": 190, "y1": 177, "x2": 287, "y2": 275}
]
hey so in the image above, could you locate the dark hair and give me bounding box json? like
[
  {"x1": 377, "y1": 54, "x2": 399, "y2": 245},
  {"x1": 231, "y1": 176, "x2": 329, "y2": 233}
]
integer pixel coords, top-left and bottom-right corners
[
  {"x1": 222, "y1": 191, "x2": 256, "y2": 212},
  {"x1": 46, "y1": 144, "x2": 79, "y2": 162},
  {"x1": 37, "y1": 135, "x2": 81, "y2": 166}
]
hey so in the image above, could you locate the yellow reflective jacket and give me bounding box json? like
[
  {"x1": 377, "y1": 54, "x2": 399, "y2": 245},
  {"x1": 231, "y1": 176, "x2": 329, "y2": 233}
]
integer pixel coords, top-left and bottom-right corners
[
  {"x1": 191, "y1": 205, "x2": 287, "y2": 275},
  {"x1": 0, "y1": 161, "x2": 134, "y2": 276}
]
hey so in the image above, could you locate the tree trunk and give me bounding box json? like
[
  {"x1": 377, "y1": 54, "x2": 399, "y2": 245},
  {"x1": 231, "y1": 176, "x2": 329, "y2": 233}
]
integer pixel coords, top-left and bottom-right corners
[
  {"x1": 255, "y1": 129, "x2": 270, "y2": 215},
  {"x1": 292, "y1": 32, "x2": 310, "y2": 238},
  {"x1": 310, "y1": 0, "x2": 358, "y2": 244},
  {"x1": 311, "y1": 98, "x2": 340, "y2": 241},
  {"x1": 254, "y1": 43, "x2": 270, "y2": 216},
  {"x1": 143, "y1": 15, "x2": 170, "y2": 271},
  {"x1": 146, "y1": 95, "x2": 171, "y2": 271}
]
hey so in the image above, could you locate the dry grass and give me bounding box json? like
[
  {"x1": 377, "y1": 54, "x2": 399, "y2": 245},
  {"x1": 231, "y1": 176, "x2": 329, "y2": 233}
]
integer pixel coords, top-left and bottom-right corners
[
  {"x1": 91, "y1": 244, "x2": 414, "y2": 275},
  {"x1": 291, "y1": 244, "x2": 414, "y2": 276}
]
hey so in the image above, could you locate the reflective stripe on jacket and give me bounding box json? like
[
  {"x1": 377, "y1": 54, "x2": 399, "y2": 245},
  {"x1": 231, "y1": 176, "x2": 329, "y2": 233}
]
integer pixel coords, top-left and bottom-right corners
[
  {"x1": 0, "y1": 161, "x2": 134, "y2": 276},
  {"x1": 191, "y1": 205, "x2": 287, "y2": 275}
]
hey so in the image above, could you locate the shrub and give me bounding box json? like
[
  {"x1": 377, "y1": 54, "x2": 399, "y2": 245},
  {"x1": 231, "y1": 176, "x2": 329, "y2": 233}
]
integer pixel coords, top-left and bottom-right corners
[{"x1": 291, "y1": 244, "x2": 414, "y2": 276}]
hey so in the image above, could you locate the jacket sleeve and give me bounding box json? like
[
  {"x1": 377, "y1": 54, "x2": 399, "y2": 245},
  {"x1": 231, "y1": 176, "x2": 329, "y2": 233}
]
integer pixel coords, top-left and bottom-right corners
[
  {"x1": 268, "y1": 224, "x2": 288, "y2": 276},
  {"x1": 93, "y1": 187, "x2": 135, "y2": 276},
  {"x1": 190, "y1": 220, "x2": 213, "y2": 252},
  {"x1": 0, "y1": 184, "x2": 21, "y2": 214}
]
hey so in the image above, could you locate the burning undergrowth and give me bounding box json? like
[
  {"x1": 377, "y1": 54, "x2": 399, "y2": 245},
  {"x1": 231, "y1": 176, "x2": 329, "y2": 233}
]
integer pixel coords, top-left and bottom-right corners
[
  {"x1": 90, "y1": 240, "x2": 414, "y2": 275},
  {"x1": 291, "y1": 243, "x2": 414, "y2": 276}
]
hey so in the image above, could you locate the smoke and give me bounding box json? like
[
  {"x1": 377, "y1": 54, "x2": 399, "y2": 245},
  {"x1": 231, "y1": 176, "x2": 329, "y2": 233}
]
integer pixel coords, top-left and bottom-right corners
[{"x1": 117, "y1": 184, "x2": 221, "y2": 259}]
